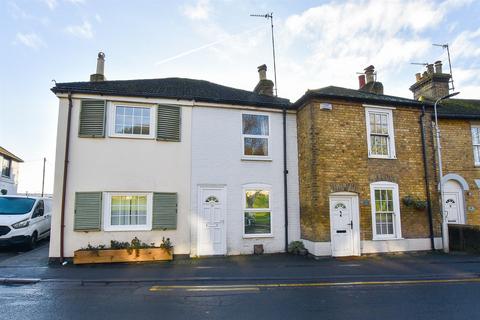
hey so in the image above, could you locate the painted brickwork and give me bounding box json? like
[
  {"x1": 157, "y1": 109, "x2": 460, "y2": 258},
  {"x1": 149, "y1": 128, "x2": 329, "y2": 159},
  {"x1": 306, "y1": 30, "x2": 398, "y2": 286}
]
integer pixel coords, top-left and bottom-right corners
[
  {"x1": 297, "y1": 99, "x2": 441, "y2": 243},
  {"x1": 439, "y1": 118, "x2": 480, "y2": 225}
]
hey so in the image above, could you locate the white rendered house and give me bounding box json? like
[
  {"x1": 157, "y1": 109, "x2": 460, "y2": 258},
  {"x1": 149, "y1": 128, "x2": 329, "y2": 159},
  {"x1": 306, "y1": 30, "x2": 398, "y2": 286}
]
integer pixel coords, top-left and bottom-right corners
[
  {"x1": 49, "y1": 54, "x2": 299, "y2": 260},
  {"x1": 0, "y1": 146, "x2": 23, "y2": 195}
]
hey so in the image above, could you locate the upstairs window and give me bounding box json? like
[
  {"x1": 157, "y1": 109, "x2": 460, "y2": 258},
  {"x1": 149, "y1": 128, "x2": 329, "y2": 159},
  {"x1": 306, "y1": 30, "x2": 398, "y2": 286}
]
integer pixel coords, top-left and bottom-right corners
[
  {"x1": 110, "y1": 104, "x2": 155, "y2": 139},
  {"x1": 242, "y1": 114, "x2": 269, "y2": 157},
  {"x1": 1, "y1": 157, "x2": 11, "y2": 178},
  {"x1": 471, "y1": 125, "x2": 480, "y2": 166},
  {"x1": 365, "y1": 107, "x2": 396, "y2": 159}
]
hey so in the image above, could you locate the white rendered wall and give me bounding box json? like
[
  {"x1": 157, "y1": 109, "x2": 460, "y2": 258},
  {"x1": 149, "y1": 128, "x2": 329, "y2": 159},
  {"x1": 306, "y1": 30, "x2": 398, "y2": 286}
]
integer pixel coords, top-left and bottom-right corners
[
  {"x1": 49, "y1": 95, "x2": 192, "y2": 258},
  {"x1": 190, "y1": 105, "x2": 300, "y2": 256}
]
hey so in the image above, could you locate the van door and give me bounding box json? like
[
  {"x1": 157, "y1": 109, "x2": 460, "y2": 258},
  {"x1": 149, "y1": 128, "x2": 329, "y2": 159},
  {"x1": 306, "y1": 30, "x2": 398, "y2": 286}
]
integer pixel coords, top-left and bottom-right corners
[{"x1": 30, "y1": 200, "x2": 47, "y2": 238}]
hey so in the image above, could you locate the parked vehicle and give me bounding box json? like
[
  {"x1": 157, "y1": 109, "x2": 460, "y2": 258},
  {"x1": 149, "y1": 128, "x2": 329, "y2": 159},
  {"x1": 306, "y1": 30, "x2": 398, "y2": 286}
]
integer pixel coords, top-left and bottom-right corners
[{"x1": 0, "y1": 195, "x2": 52, "y2": 249}]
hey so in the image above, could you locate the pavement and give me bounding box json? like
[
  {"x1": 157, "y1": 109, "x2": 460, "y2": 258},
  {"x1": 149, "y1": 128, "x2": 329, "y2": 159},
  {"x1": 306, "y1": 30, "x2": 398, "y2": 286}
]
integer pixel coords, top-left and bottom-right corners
[
  {"x1": 1, "y1": 244, "x2": 480, "y2": 284},
  {"x1": 1, "y1": 246, "x2": 480, "y2": 319}
]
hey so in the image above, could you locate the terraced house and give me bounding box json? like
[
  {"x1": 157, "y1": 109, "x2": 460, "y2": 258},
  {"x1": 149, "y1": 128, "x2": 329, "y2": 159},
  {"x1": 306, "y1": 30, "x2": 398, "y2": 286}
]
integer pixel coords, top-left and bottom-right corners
[
  {"x1": 410, "y1": 62, "x2": 480, "y2": 227},
  {"x1": 49, "y1": 53, "x2": 300, "y2": 260},
  {"x1": 295, "y1": 66, "x2": 442, "y2": 257}
]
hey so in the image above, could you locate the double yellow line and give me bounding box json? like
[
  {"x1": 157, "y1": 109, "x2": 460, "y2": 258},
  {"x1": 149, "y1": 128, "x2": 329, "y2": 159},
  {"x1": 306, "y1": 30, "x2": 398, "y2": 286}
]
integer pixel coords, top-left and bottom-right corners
[{"x1": 149, "y1": 277, "x2": 480, "y2": 292}]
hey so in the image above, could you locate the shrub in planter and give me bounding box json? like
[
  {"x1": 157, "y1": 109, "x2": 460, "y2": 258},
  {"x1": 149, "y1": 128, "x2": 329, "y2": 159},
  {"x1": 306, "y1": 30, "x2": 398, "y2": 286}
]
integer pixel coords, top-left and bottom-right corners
[
  {"x1": 288, "y1": 241, "x2": 308, "y2": 255},
  {"x1": 402, "y1": 195, "x2": 427, "y2": 211}
]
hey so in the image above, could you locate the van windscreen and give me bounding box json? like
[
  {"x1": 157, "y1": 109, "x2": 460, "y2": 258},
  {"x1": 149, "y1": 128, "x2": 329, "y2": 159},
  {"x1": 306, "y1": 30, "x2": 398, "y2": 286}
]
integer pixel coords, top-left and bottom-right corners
[{"x1": 0, "y1": 198, "x2": 36, "y2": 215}]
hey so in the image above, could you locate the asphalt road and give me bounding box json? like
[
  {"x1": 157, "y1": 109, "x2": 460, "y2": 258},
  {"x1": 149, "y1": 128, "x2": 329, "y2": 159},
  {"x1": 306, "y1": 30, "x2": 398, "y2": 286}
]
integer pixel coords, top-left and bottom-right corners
[{"x1": 1, "y1": 279, "x2": 480, "y2": 320}]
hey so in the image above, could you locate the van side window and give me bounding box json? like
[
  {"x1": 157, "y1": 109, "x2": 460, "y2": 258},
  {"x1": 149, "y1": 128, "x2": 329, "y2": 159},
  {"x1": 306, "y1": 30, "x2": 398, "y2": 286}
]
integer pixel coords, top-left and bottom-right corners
[{"x1": 32, "y1": 200, "x2": 44, "y2": 218}]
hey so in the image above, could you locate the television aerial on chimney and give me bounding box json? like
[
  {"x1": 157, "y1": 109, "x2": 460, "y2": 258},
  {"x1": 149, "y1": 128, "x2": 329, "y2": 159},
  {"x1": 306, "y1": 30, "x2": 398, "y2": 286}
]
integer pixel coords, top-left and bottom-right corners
[
  {"x1": 433, "y1": 43, "x2": 455, "y2": 91},
  {"x1": 250, "y1": 12, "x2": 278, "y2": 97}
]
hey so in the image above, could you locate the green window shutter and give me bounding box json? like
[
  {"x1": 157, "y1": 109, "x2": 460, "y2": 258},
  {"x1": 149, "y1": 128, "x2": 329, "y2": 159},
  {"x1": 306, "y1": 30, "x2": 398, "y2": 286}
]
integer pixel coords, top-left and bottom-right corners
[
  {"x1": 74, "y1": 192, "x2": 102, "y2": 231},
  {"x1": 79, "y1": 100, "x2": 106, "y2": 137},
  {"x1": 157, "y1": 105, "x2": 181, "y2": 141},
  {"x1": 152, "y1": 193, "x2": 177, "y2": 230}
]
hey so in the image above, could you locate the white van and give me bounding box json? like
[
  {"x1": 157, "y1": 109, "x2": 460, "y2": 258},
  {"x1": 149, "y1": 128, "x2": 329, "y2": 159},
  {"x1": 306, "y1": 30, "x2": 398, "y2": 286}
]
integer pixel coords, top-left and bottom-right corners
[{"x1": 0, "y1": 196, "x2": 52, "y2": 249}]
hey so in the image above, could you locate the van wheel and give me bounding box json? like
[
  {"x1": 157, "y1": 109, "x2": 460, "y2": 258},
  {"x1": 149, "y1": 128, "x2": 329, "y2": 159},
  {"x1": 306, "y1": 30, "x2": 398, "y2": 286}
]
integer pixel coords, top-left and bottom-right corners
[{"x1": 26, "y1": 232, "x2": 38, "y2": 250}]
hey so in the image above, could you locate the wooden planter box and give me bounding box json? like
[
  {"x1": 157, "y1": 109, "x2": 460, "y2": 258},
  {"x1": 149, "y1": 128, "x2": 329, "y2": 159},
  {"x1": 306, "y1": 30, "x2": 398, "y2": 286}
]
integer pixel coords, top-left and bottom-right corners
[{"x1": 73, "y1": 248, "x2": 173, "y2": 265}]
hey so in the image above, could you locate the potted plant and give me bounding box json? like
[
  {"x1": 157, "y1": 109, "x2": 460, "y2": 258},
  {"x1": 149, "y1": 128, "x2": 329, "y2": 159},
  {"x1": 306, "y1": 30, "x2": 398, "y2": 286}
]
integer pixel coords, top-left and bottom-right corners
[
  {"x1": 288, "y1": 241, "x2": 308, "y2": 256},
  {"x1": 73, "y1": 237, "x2": 173, "y2": 264}
]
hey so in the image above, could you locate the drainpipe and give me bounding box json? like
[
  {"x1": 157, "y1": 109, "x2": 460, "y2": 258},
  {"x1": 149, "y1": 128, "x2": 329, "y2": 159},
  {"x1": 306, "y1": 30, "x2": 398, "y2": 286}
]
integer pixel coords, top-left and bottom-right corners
[
  {"x1": 60, "y1": 92, "x2": 73, "y2": 263},
  {"x1": 283, "y1": 105, "x2": 289, "y2": 252},
  {"x1": 420, "y1": 105, "x2": 435, "y2": 250}
]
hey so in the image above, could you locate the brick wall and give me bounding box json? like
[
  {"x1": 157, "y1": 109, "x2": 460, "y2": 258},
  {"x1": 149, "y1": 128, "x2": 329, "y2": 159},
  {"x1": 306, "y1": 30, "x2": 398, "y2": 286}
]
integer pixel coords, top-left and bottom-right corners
[
  {"x1": 439, "y1": 119, "x2": 480, "y2": 225},
  {"x1": 297, "y1": 99, "x2": 441, "y2": 242}
]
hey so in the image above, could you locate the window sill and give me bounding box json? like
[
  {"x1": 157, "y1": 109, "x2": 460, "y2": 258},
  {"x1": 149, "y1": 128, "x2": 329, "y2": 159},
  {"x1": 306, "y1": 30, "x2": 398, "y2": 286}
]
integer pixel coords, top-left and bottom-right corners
[
  {"x1": 109, "y1": 134, "x2": 155, "y2": 140},
  {"x1": 243, "y1": 234, "x2": 274, "y2": 239},
  {"x1": 241, "y1": 156, "x2": 272, "y2": 162},
  {"x1": 372, "y1": 237, "x2": 404, "y2": 241},
  {"x1": 368, "y1": 156, "x2": 397, "y2": 160}
]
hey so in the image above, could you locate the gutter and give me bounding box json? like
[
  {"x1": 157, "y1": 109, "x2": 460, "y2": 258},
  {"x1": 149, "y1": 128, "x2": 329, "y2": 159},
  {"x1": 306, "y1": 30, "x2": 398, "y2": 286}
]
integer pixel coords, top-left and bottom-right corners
[
  {"x1": 420, "y1": 105, "x2": 435, "y2": 250},
  {"x1": 60, "y1": 92, "x2": 73, "y2": 263},
  {"x1": 282, "y1": 105, "x2": 289, "y2": 252}
]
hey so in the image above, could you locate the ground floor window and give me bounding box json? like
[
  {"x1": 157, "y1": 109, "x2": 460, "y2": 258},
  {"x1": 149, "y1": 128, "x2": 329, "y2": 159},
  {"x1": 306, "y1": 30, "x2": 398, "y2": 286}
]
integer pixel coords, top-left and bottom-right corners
[
  {"x1": 243, "y1": 185, "x2": 272, "y2": 237},
  {"x1": 103, "y1": 192, "x2": 152, "y2": 231},
  {"x1": 370, "y1": 181, "x2": 402, "y2": 240}
]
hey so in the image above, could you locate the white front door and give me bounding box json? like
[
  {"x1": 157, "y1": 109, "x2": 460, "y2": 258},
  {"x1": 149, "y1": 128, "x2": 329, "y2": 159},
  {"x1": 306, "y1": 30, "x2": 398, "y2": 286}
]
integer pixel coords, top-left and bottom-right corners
[
  {"x1": 443, "y1": 180, "x2": 465, "y2": 224},
  {"x1": 329, "y1": 195, "x2": 360, "y2": 257},
  {"x1": 197, "y1": 186, "x2": 227, "y2": 256}
]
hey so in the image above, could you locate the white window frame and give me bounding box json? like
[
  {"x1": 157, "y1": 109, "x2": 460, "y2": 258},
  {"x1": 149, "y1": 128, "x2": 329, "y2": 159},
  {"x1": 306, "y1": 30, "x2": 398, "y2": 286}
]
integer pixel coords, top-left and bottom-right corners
[
  {"x1": 471, "y1": 125, "x2": 480, "y2": 166},
  {"x1": 242, "y1": 184, "x2": 273, "y2": 238},
  {"x1": 365, "y1": 107, "x2": 396, "y2": 159},
  {"x1": 1, "y1": 156, "x2": 11, "y2": 178},
  {"x1": 108, "y1": 102, "x2": 156, "y2": 139},
  {"x1": 370, "y1": 181, "x2": 402, "y2": 240},
  {"x1": 103, "y1": 192, "x2": 153, "y2": 231},
  {"x1": 241, "y1": 112, "x2": 271, "y2": 160}
]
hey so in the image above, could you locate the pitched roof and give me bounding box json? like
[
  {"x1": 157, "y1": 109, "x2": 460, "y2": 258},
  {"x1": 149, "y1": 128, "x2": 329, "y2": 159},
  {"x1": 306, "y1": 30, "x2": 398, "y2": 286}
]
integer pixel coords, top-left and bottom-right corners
[
  {"x1": 0, "y1": 146, "x2": 23, "y2": 163},
  {"x1": 293, "y1": 86, "x2": 424, "y2": 108},
  {"x1": 438, "y1": 99, "x2": 480, "y2": 119},
  {"x1": 51, "y1": 78, "x2": 291, "y2": 109}
]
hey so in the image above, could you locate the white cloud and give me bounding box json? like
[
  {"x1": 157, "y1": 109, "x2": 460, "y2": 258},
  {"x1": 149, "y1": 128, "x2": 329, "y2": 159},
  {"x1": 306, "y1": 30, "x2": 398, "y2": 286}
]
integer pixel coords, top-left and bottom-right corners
[
  {"x1": 451, "y1": 27, "x2": 480, "y2": 58},
  {"x1": 95, "y1": 13, "x2": 102, "y2": 23},
  {"x1": 43, "y1": 0, "x2": 57, "y2": 10},
  {"x1": 182, "y1": 0, "x2": 212, "y2": 20},
  {"x1": 14, "y1": 32, "x2": 46, "y2": 49},
  {"x1": 66, "y1": 0, "x2": 85, "y2": 4},
  {"x1": 65, "y1": 21, "x2": 93, "y2": 39}
]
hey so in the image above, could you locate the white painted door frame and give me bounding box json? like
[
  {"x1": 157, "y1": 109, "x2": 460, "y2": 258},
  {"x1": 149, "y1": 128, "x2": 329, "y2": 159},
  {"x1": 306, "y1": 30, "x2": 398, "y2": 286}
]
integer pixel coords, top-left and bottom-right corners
[
  {"x1": 197, "y1": 185, "x2": 227, "y2": 256},
  {"x1": 329, "y1": 193, "x2": 361, "y2": 257}
]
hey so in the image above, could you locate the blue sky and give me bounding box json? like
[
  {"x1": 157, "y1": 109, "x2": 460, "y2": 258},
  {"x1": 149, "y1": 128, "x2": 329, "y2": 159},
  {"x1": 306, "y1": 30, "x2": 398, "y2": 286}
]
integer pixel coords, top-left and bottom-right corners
[{"x1": 1, "y1": 0, "x2": 480, "y2": 194}]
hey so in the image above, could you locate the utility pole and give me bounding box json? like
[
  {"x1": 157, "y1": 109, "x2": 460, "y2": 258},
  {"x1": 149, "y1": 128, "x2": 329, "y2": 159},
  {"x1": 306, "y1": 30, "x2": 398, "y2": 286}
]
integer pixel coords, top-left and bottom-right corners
[
  {"x1": 41, "y1": 157, "x2": 46, "y2": 197},
  {"x1": 250, "y1": 12, "x2": 278, "y2": 96}
]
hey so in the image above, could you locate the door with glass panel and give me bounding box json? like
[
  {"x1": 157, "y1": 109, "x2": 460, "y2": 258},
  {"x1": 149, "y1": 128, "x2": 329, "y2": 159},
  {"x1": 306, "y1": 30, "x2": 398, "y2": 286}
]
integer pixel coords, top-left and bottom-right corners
[
  {"x1": 443, "y1": 180, "x2": 465, "y2": 224},
  {"x1": 197, "y1": 187, "x2": 226, "y2": 256},
  {"x1": 329, "y1": 195, "x2": 360, "y2": 257}
]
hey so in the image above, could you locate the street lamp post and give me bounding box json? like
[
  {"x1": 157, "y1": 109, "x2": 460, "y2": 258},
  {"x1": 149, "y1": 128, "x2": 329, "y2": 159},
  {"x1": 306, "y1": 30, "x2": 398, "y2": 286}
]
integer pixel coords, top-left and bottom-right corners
[{"x1": 433, "y1": 91, "x2": 460, "y2": 253}]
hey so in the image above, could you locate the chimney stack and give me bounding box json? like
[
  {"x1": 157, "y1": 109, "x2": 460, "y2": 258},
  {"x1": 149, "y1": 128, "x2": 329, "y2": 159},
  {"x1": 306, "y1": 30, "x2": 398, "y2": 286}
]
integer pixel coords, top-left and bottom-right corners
[
  {"x1": 253, "y1": 64, "x2": 274, "y2": 96},
  {"x1": 358, "y1": 65, "x2": 383, "y2": 95},
  {"x1": 409, "y1": 60, "x2": 451, "y2": 101},
  {"x1": 90, "y1": 52, "x2": 106, "y2": 82}
]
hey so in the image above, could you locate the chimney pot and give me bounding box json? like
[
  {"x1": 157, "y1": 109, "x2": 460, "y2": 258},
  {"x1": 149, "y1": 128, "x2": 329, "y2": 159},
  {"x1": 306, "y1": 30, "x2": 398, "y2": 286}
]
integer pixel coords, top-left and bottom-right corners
[
  {"x1": 415, "y1": 73, "x2": 421, "y2": 81},
  {"x1": 257, "y1": 64, "x2": 267, "y2": 80},
  {"x1": 364, "y1": 65, "x2": 375, "y2": 83},
  {"x1": 434, "y1": 60, "x2": 443, "y2": 74},
  {"x1": 90, "y1": 51, "x2": 106, "y2": 82},
  {"x1": 358, "y1": 75, "x2": 366, "y2": 89},
  {"x1": 427, "y1": 63, "x2": 434, "y2": 75}
]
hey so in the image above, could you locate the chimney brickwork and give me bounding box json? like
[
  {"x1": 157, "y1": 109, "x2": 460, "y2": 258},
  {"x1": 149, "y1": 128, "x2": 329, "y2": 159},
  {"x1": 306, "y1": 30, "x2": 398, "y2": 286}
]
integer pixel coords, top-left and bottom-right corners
[
  {"x1": 253, "y1": 64, "x2": 274, "y2": 96},
  {"x1": 409, "y1": 60, "x2": 451, "y2": 101}
]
